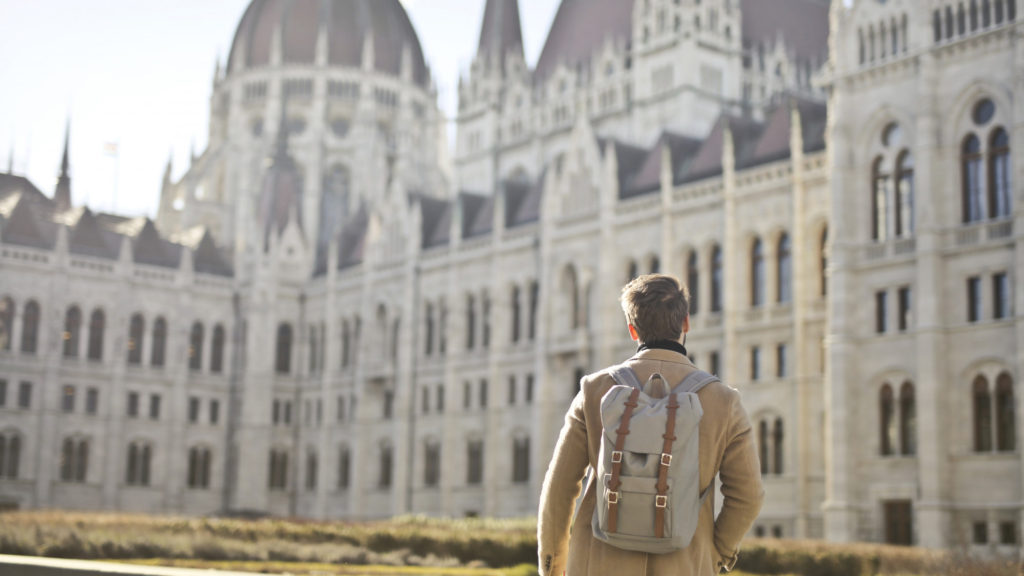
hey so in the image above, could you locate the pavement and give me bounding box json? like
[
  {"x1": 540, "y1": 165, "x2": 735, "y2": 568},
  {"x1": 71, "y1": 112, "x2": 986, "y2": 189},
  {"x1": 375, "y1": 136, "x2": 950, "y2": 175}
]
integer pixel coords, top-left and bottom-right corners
[{"x1": 0, "y1": 555, "x2": 264, "y2": 576}]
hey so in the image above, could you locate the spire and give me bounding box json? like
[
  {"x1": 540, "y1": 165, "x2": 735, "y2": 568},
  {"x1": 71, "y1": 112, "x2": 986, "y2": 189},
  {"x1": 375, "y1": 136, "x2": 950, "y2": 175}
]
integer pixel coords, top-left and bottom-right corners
[
  {"x1": 476, "y1": 0, "x2": 524, "y2": 73},
  {"x1": 55, "y1": 120, "x2": 72, "y2": 211},
  {"x1": 273, "y1": 90, "x2": 291, "y2": 163}
]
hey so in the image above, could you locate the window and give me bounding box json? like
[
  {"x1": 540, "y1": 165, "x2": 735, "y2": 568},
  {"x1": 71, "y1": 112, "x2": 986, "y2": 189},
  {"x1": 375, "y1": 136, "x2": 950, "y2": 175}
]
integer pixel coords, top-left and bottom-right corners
[
  {"x1": 898, "y1": 287, "x2": 912, "y2": 331},
  {"x1": 125, "y1": 442, "x2": 152, "y2": 486},
  {"x1": 151, "y1": 317, "x2": 166, "y2": 367},
  {"x1": 479, "y1": 379, "x2": 488, "y2": 408},
  {"x1": 268, "y1": 449, "x2": 288, "y2": 490},
  {"x1": 87, "y1": 309, "x2": 104, "y2": 361},
  {"x1": 973, "y1": 376, "x2": 993, "y2": 452},
  {"x1": 872, "y1": 157, "x2": 890, "y2": 241},
  {"x1": 0, "y1": 379, "x2": 6, "y2": 407},
  {"x1": 750, "y1": 347, "x2": 761, "y2": 381},
  {"x1": 508, "y1": 376, "x2": 517, "y2": 406},
  {"x1": 1000, "y1": 521, "x2": 1018, "y2": 545},
  {"x1": 436, "y1": 385, "x2": 445, "y2": 413},
  {"x1": 378, "y1": 444, "x2": 393, "y2": 488},
  {"x1": 751, "y1": 239, "x2": 764, "y2": 307},
  {"x1": 424, "y1": 303, "x2": 435, "y2": 355},
  {"x1": 973, "y1": 522, "x2": 988, "y2": 544},
  {"x1": 210, "y1": 325, "x2": 225, "y2": 373},
  {"x1": 895, "y1": 152, "x2": 914, "y2": 237},
  {"x1": 687, "y1": 251, "x2": 699, "y2": 315},
  {"x1": 513, "y1": 437, "x2": 530, "y2": 483},
  {"x1": 16, "y1": 381, "x2": 32, "y2": 409},
  {"x1": 272, "y1": 400, "x2": 281, "y2": 424},
  {"x1": 511, "y1": 288, "x2": 521, "y2": 343},
  {"x1": 424, "y1": 442, "x2": 440, "y2": 487},
  {"x1": 967, "y1": 276, "x2": 982, "y2": 323},
  {"x1": 284, "y1": 401, "x2": 292, "y2": 425},
  {"x1": 309, "y1": 326, "x2": 319, "y2": 373},
  {"x1": 127, "y1": 392, "x2": 139, "y2": 417},
  {"x1": 383, "y1": 391, "x2": 394, "y2": 419},
  {"x1": 711, "y1": 245, "x2": 723, "y2": 312},
  {"x1": 21, "y1": 300, "x2": 39, "y2": 354},
  {"x1": 63, "y1": 306, "x2": 81, "y2": 357},
  {"x1": 776, "y1": 344, "x2": 787, "y2": 379},
  {"x1": 880, "y1": 384, "x2": 896, "y2": 456},
  {"x1": 993, "y1": 273, "x2": 1010, "y2": 319},
  {"x1": 995, "y1": 373, "x2": 1015, "y2": 452},
  {"x1": 275, "y1": 323, "x2": 293, "y2": 374},
  {"x1": 821, "y1": 228, "x2": 829, "y2": 298},
  {"x1": 773, "y1": 419, "x2": 784, "y2": 474},
  {"x1": 884, "y1": 500, "x2": 913, "y2": 545},
  {"x1": 777, "y1": 234, "x2": 791, "y2": 303},
  {"x1": 962, "y1": 135, "x2": 984, "y2": 223},
  {"x1": 187, "y1": 446, "x2": 211, "y2": 489},
  {"x1": 338, "y1": 446, "x2": 350, "y2": 489},
  {"x1": 528, "y1": 281, "x2": 539, "y2": 340},
  {"x1": 482, "y1": 294, "x2": 490, "y2": 349},
  {"x1": 149, "y1": 394, "x2": 161, "y2": 420},
  {"x1": 900, "y1": 382, "x2": 917, "y2": 455},
  {"x1": 86, "y1": 388, "x2": 98, "y2": 415},
  {"x1": 305, "y1": 451, "x2": 318, "y2": 491},
  {"x1": 525, "y1": 374, "x2": 534, "y2": 404},
  {"x1": 128, "y1": 313, "x2": 144, "y2": 365},
  {"x1": 188, "y1": 397, "x2": 200, "y2": 423},
  {"x1": 422, "y1": 387, "x2": 430, "y2": 414},
  {"x1": 463, "y1": 381, "x2": 471, "y2": 409},
  {"x1": 210, "y1": 399, "x2": 220, "y2": 424},
  {"x1": 989, "y1": 128, "x2": 1012, "y2": 218},
  {"x1": 0, "y1": 297, "x2": 11, "y2": 351},
  {"x1": 467, "y1": 440, "x2": 483, "y2": 485},
  {"x1": 710, "y1": 352, "x2": 720, "y2": 376},
  {"x1": 564, "y1": 265, "x2": 581, "y2": 330},
  {"x1": 0, "y1": 432, "x2": 21, "y2": 478},
  {"x1": 876, "y1": 291, "x2": 888, "y2": 333},
  {"x1": 60, "y1": 438, "x2": 88, "y2": 482},
  {"x1": 62, "y1": 385, "x2": 75, "y2": 413}
]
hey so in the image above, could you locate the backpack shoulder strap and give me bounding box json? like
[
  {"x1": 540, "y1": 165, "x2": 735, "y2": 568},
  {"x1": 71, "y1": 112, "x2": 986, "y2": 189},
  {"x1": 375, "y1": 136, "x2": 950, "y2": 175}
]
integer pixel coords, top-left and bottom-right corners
[
  {"x1": 608, "y1": 364, "x2": 643, "y2": 390},
  {"x1": 674, "y1": 369, "x2": 719, "y2": 395}
]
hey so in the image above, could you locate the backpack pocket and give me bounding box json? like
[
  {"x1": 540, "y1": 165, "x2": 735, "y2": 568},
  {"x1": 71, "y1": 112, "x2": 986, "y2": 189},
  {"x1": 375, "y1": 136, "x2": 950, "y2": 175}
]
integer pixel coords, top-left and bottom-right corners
[{"x1": 598, "y1": 473, "x2": 673, "y2": 538}]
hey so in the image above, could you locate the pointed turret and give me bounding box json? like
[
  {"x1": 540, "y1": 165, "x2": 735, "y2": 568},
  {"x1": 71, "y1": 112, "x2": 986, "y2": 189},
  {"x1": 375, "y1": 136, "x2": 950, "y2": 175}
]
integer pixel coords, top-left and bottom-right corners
[
  {"x1": 257, "y1": 94, "x2": 304, "y2": 251},
  {"x1": 476, "y1": 0, "x2": 524, "y2": 73},
  {"x1": 54, "y1": 120, "x2": 72, "y2": 211}
]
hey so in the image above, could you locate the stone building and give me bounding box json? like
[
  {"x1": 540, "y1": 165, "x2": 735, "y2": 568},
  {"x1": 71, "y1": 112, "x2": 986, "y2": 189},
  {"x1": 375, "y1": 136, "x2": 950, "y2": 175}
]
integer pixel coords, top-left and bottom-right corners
[{"x1": 0, "y1": 0, "x2": 1020, "y2": 555}]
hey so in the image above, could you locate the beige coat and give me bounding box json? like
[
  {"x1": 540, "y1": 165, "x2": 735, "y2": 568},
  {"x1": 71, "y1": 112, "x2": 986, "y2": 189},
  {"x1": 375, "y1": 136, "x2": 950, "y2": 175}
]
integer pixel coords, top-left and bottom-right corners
[{"x1": 538, "y1": 348, "x2": 764, "y2": 576}]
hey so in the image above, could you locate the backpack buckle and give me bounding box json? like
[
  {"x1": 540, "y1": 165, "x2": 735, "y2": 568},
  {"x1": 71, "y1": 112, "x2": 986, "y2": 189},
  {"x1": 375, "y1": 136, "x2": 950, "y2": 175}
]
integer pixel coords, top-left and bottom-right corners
[
  {"x1": 607, "y1": 490, "x2": 620, "y2": 504},
  {"x1": 660, "y1": 453, "x2": 672, "y2": 467},
  {"x1": 611, "y1": 450, "x2": 623, "y2": 463},
  {"x1": 655, "y1": 495, "x2": 668, "y2": 508}
]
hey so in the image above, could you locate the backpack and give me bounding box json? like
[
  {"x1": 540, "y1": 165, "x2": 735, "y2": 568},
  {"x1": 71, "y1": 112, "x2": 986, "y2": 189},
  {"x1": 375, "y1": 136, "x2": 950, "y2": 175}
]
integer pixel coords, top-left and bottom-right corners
[{"x1": 591, "y1": 365, "x2": 718, "y2": 554}]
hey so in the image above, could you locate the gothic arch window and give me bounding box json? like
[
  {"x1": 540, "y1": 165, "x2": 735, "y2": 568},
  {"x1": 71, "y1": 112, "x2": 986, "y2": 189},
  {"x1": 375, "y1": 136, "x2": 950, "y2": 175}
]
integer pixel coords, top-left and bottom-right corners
[
  {"x1": 210, "y1": 324, "x2": 225, "y2": 373},
  {"x1": 425, "y1": 302, "x2": 435, "y2": 355},
  {"x1": 750, "y1": 238, "x2": 765, "y2": 307},
  {"x1": 687, "y1": 250, "x2": 699, "y2": 315},
  {"x1": 879, "y1": 21, "x2": 888, "y2": 58},
  {"x1": 268, "y1": 448, "x2": 289, "y2": 490},
  {"x1": 21, "y1": 300, "x2": 39, "y2": 354},
  {"x1": 305, "y1": 449, "x2": 318, "y2": 491},
  {"x1": 995, "y1": 373, "x2": 1015, "y2": 452},
  {"x1": 971, "y1": 0, "x2": 980, "y2": 29},
  {"x1": 341, "y1": 319, "x2": 351, "y2": 367},
  {"x1": 880, "y1": 384, "x2": 896, "y2": 456},
  {"x1": 958, "y1": 3, "x2": 967, "y2": 34},
  {"x1": 711, "y1": 245, "x2": 723, "y2": 313},
  {"x1": 63, "y1": 305, "x2": 82, "y2": 358},
  {"x1": 563, "y1": 265, "x2": 580, "y2": 330},
  {"x1": 127, "y1": 313, "x2": 144, "y2": 365},
  {"x1": 151, "y1": 317, "x2": 166, "y2": 367},
  {"x1": 0, "y1": 297, "x2": 13, "y2": 351},
  {"x1": 337, "y1": 445, "x2": 351, "y2": 489},
  {"x1": 872, "y1": 156, "x2": 890, "y2": 240},
  {"x1": 512, "y1": 435, "x2": 530, "y2": 483},
  {"x1": 378, "y1": 442, "x2": 393, "y2": 488},
  {"x1": 989, "y1": 127, "x2": 1011, "y2": 219},
  {"x1": 946, "y1": 6, "x2": 955, "y2": 38},
  {"x1": 973, "y1": 375, "x2": 993, "y2": 452},
  {"x1": 627, "y1": 259, "x2": 639, "y2": 282},
  {"x1": 0, "y1": 431, "x2": 21, "y2": 479},
  {"x1": 899, "y1": 382, "x2": 917, "y2": 455},
  {"x1": 125, "y1": 441, "x2": 152, "y2": 486},
  {"x1": 189, "y1": 322, "x2": 204, "y2": 372},
  {"x1": 423, "y1": 440, "x2": 441, "y2": 487},
  {"x1": 891, "y1": 17, "x2": 899, "y2": 54},
  {"x1": 275, "y1": 323, "x2": 293, "y2": 374},
  {"x1": 649, "y1": 254, "x2": 660, "y2": 274},
  {"x1": 758, "y1": 420, "x2": 769, "y2": 474},
  {"x1": 777, "y1": 233, "x2": 792, "y2": 304},
  {"x1": 983, "y1": 0, "x2": 992, "y2": 25},
  {"x1": 962, "y1": 134, "x2": 985, "y2": 223},
  {"x1": 995, "y1": 0, "x2": 1005, "y2": 22},
  {"x1": 895, "y1": 151, "x2": 915, "y2": 237},
  {"x1": 308, "y1": 326, "x2": 319, "y2": 373},
  {"x1": 187, "y1": 446, "x2": 212, "y2": 489},
  {"x1": 87, "y1": 309, "x2": 104, "y2": 361},
  {"x1": 391, "y1": 317, "x2": 401, "y2": 361},
  {"x1": 868, "y1": 25, "x2": 876, "y2": 61},
  {"x1": 60, "y1": 437, "x2": 88, "y2": 482},
  {"x1": 481, "y1": 292, "x2": 490, "y2": 348},
  {"x1": 933, "y1": 10, "x2": 943, "y2": 42},
  {"x1": 773, "y1": 418, "x2": 784, "y2": 474},
  {"x1": 466, "y1": 295, "x2": 476, "y2": 350},
  {"x1": 511, "y1": 287, "x2": 521, "y2": 343},
  {"x1": 859, "y1": 29, "x2": 866, "y2": 64},
  {"x1": 820, "y1": 227, "x2": 829, "y2": 297}
]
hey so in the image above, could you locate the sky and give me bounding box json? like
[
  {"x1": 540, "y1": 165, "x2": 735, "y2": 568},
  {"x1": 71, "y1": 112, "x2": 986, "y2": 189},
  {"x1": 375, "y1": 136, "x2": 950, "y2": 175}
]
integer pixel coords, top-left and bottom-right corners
[{"x1": 0, "y1": 0, "x2": 561, "y2": 218}]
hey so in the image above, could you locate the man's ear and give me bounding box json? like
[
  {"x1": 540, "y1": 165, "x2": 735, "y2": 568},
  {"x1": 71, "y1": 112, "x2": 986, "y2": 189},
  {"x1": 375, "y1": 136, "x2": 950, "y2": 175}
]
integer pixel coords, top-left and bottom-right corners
[
  {"x1": 683, "y1": 315, "x2": 690, "y2": 334},
  {"x1": 627, "y1": 323, "x2": 639, "y2": 342}
]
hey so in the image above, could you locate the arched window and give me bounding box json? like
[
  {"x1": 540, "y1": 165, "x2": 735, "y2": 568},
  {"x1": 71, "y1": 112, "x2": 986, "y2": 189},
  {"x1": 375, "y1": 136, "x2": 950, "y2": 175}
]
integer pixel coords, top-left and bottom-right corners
[
  {"x1": 711, "y1": 245, "x2": 723, "y2": 313},
  {"x1": 0, "y1": 297, "x2": 13, "y2": 351},
  {"x1": 989, "y1": 127, "x2": 1011, "y2": 219},
  {"x1": 933, "y1": 10, "x2": 943, "y2": 41},
  {"x1": 466, "y1": 295, "x2": 476, "y2": 349},
  {"x1": 872, "y1": 157, "x2": 890, "y2": 240},
  {"x1": 210, "y1": 324, "x2": 225, "y2": 373},
  {"x1": 76, "y1": 439, "x2": 88, "y2": 482},
  {"x1": 899, "y1": 382, "x2": 917, "y2": 455},
  {"x1": 859, "y1": 29, "x2": 866, "y2": 63},
  {"x1": 995, "y1": 373, "x2": 1015, "y2": 452},
  {"x1": 151, "y1": 317, "x2": 166, "y2": 367},
  {"x1": 275, "y1": 323, "x2": 293, "y2": 374},
  {"x1": 511, "y1": 288, "x2": 521, "y2": 343},
  {"x1": 481, "y1": 293, "x2": 490, "y2": 348},
  {"x1": 962, "y1": 135, "x2": 984, "y2": 223},
  {"x1": 868, "y1": 25, "x2": 876, "y2": 61},
  {"x1": 379, "y1": 443, "x2": 393, "y2": 488},
  {"x1": 0, "y1": 432, "x2": 21, "y2": 479},
  {"x1": 687, "y1": 251, "x2": 699, "y2": 315},
  {"x1": 305, "y1": 450, "x2": 318, "y2": 491},
  {"x1": 391, "y1": 317, "x2": 401, "y2": 361},
  {"x1": 268, "y1": 449, "x2": 289, "y2": 490},
  {"x1": 308, "y1": 327, "x2": 319, "y2": 373},
  {"x1": 751, "y1": 238, "x2": 764, "y2": 307},
  {"x1": 21, "y1": 300, "x2": 39, "y2": 354},
  {"x1": 61, "y1": 438, "x2": 74, "y2": 481},
  {"x1": 627, "y1": 260, "x2": 639, "y2": 282},
  {"x1": 958, "y1": 2, "x2": 967, "y2": 33},
  {"x1": 127, "y1": 314, "x2": 144, "y2": 365},
  {"x1": 63, "y1": 306, "x2": 81, "y2": 357},
  {"x1": 773, "y1": 418, "x2": 784, "y2": 474},
  {"x1": 970, "y1": 0, "x2": 980, "y2": 29},
  {"x1": 983, "y1": 0, "x2": 992, "y2": 25},
  {"x1": 649, "y1": 255, "x2": 660, "y2": 274},
  {"x1": 820, "y1": 228, "x2": 829, "y2": 297},
  {"x1": 423, "y1": 303, "x2": 435, "y2": 355},
  {"x1": 895, "y1": 151, "x2": 914, "y2": 237},
  {"x1": 187, "y1": 446, "x2": 212, "y2": 489},
  {"x1": 512, "y1": 436, "x2": 531, "y2": 483},
  {"x1": 891, "y1": 17, "x2": 899, "y2": 54},
  {"x1": 973, "y1": 376, "x2": 992, "y2": 452},
  {"x1": 61, "y1": 438, "x2": 88, "y2": 482},
  {"x1": 563, "y1": 265, "x2": 580, "y2": 330},
  {"x1": 341, "y1": 320, "x2": 351, "y2": 367},
  {"x1": 758, "y1": 420, "x2": 769, "y2": 475},
  {"x1": 995, "y1": 0, "x2": 1005, "y2": 22},
  {"x1": 946, "y1": 6, "x2": 954, "y2": 38},
  {"x1": 87, "y1": 309, "x2": 104, "y2": 361},
  {"x1": 189, "y1": 322, "x2": 204, "y2": 372},
  {"x1": 880, "y1": 21, "x2": 888, "y2": 58},
  {"x1": 126, "y1": 441, "x2": 152, "y2": 486},
  {"x1": 777, "y1": 234, "x2": 792, "y2": 304},
  {"x1": 880, "y1": 384, "x2": 896, "y2": 455},
  {"x1": 1009, "y1": 0, "x2": 1017, "y2": 21},
  {"x1": 338, "y1": 445, "x2": 351, "y2": 489}
]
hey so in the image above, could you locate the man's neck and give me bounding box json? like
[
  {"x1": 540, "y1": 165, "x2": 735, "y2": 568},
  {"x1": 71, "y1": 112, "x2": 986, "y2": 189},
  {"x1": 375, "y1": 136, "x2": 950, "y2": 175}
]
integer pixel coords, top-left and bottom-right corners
[{"x1": 637, "y1": 339, "x2": 687, "y2": 357}]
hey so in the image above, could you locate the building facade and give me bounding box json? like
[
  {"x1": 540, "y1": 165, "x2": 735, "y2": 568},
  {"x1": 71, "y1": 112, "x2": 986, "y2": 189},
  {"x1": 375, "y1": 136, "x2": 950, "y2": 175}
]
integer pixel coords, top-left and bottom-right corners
[{"x1": 0, "y1": 0, "x2": 1020, "y2": 555}]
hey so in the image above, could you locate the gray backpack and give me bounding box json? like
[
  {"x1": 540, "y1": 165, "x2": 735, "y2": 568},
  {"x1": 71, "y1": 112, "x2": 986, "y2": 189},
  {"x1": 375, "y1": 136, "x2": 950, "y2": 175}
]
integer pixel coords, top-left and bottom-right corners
[{"x1": 591, "y1": 365, "x2": 718, "y2": 554}]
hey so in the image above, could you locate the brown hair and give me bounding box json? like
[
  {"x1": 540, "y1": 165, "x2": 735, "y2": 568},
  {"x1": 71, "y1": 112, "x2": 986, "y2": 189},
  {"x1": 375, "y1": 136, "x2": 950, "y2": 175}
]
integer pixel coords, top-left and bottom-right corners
[{"x1": 619, "y1": 274, "x2": 689, "y2": 343}]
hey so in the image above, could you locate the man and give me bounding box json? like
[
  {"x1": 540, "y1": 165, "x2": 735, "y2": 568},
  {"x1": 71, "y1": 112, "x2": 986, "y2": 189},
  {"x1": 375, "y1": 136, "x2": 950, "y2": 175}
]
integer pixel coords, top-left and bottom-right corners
[{"x1": 538, "y1": 274, "x2": 764, "y2": 575}]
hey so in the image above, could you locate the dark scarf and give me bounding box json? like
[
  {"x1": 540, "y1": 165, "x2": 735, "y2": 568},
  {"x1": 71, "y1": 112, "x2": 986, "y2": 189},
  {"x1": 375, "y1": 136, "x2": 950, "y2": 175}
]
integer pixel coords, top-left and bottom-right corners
[{"x1": 637, "y1": 339, "x2": 688, "y2": 357}]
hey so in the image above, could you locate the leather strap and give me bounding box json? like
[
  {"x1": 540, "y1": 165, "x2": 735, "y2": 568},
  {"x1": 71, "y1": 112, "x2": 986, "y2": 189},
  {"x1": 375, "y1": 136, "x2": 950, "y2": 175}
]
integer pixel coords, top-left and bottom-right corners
[
  {"x1": 654, "y1": 392, "x2": 679, "y2": 538},
  {"x1": 607, "y1": 387, "x2": 640, "y2": 534}
]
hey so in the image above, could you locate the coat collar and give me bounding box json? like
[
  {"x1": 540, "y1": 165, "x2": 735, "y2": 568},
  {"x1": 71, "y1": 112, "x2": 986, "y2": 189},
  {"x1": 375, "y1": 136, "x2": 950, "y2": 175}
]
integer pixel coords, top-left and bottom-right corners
[{"x1": 629, "y1": 346, "x2": 694, "y2": 365}]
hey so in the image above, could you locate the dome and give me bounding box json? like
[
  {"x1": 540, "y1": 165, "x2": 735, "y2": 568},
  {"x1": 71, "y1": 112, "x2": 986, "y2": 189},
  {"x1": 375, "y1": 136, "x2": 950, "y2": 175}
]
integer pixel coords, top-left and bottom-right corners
[{"x1": 227, "y1": 0, "x2": 429, "y2": 87}]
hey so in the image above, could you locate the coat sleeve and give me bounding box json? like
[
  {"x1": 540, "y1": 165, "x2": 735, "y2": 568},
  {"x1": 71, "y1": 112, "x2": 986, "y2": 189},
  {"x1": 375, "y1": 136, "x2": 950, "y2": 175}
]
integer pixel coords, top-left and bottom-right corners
[
  {"x1": 712, "y1": 390, "x2": 765, "y2": 571},
  {"x1": 537, "y1": 389, "x2": 590, "y2": 576}
]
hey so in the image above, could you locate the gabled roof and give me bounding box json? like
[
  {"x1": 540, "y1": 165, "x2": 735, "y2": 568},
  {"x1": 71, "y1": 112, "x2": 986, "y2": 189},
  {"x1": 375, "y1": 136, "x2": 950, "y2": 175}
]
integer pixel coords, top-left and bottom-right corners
[
  {"x1": 798, "y1": 99, "x2": 828, "y2": 154},
  {"x1": 192, "y1": 230, "x2": 234, "y2": 277},
  {"x1": 623, "y1": 132, "x2": 702, "y2": 198},
  {"x1": 338, "y1": 206, "x2": 369, "y2": 269},
  {"x1": 0, "y1": 192, "x2": 56, "y2": 250},
  {"x1": 67, "y1": 208, "x2": 118, "y2": 260},
  {"x1": 459, "y1": 191, "x2": 492, "y2": 239},
  {"x1": 132, "y1": 219, "x2": 182, "y2": 269},
  {"x1": 744, "y1": 103, "x2": 793, "y2": 169},
  {"x1": 676, "y1": 115, "x2": 764, "y2": 184},
  {"x1": 534, "y1": 0, "x2": 635, "y2": 81},
  {"x1": 741, "y1": 0, "x2": 830, "y2": 63},
  {"x1": 507, "y1": 169, "x2": 544, "y2": 227},
  {"x1": 0, "y1": 173, "x2": 48, "y2": 204},
  {"x1": 419, "y1": 195, "x2": 451, "y2": 249}
]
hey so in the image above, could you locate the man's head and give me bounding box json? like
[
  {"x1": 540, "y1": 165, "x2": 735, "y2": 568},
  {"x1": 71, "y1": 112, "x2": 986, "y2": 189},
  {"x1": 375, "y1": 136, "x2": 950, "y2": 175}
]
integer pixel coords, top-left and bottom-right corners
[{"x1": 620, "y1": 274, "x2": 690, "y2": 343}]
